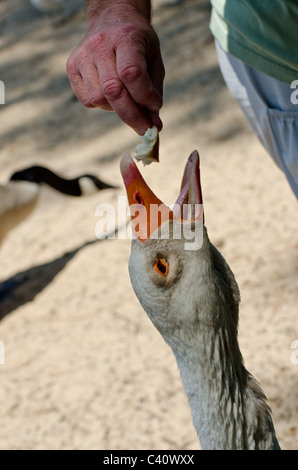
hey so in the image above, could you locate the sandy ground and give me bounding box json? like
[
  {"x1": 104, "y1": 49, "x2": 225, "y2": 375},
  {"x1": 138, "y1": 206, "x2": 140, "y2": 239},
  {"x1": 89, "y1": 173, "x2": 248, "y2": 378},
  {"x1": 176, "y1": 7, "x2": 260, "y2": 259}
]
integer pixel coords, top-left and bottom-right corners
[{"x1": 0, "y1": 0, "x2": 297, "y2": 450}]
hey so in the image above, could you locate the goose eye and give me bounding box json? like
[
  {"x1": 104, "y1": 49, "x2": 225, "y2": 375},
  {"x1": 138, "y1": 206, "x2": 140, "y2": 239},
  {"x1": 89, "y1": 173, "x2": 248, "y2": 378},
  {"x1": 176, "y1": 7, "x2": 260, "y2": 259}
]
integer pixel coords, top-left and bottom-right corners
[{"x1": 154, "y1": 258, "x2": 169, "y2": 277}]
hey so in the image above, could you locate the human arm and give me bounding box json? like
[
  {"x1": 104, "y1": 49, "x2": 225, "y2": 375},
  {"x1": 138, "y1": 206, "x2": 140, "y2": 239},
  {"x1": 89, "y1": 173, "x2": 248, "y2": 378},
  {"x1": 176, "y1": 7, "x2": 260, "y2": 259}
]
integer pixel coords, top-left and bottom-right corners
[{"x1": 66, "y1": 0, "x2": 165, "y2": 135}]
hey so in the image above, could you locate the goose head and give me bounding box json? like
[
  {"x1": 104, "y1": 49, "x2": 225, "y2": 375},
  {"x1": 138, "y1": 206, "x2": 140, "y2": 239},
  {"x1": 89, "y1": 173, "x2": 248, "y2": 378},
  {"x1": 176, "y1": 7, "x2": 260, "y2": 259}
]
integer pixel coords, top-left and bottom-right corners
[
  {"x1": 120, "y1": 151, "x2": 240, "y2": 356},
  {"x1": 120, "y1": 152, "x2": 280, "y2": 450}
]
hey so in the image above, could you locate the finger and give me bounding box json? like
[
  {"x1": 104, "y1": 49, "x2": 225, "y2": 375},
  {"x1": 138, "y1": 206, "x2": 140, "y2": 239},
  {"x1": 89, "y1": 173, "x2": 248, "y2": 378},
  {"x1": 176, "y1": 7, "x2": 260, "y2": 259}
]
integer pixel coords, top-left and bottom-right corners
[
  {"x1": 148, "y1": 50, "x2": 165, "y2": 100},
  {"x1": 116, "y1": 42, "x2": 163, "y2": 113},
  {"x1": 80, "y1": 63, "x2": 112, "y2": 110},
  {"x1": 66, "y1": 56, "x2": 95, "y2": 108},
  {"x1": 149, "y1": 110, "x2": 163, "y2": 132},
  {"x1": 97, "y1": 58, "x2": 154, "y2": 134}
]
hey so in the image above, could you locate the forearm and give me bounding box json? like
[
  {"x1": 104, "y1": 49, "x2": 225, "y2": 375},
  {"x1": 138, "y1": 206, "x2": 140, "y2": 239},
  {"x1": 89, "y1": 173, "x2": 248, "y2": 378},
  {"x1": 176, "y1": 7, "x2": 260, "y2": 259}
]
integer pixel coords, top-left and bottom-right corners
[{"x1": 85, "y1": 0, "x2": 152, "y2": 25}]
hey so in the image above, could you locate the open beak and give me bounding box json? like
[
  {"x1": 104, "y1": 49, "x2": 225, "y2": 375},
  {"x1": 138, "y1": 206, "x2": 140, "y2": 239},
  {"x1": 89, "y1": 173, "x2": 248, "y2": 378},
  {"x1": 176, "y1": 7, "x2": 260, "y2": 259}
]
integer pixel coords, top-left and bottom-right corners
[{"x1": 120, "y1": 150, "x2": 204, "y2": 242}]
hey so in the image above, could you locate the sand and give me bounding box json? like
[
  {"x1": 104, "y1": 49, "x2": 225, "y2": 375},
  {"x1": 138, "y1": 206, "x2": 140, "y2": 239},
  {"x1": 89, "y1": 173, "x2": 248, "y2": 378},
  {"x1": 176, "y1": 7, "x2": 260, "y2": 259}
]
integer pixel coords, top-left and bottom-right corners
[{"x1": 0, "y1": 0, "x2": 297, "y2": 450}]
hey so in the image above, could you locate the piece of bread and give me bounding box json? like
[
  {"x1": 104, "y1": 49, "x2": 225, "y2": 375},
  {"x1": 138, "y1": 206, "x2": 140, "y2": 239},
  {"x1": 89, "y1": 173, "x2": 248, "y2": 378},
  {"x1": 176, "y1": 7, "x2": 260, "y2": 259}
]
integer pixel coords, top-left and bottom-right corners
[{"x1": 134, "y1": 126, "x2": 159, "y2": 166}]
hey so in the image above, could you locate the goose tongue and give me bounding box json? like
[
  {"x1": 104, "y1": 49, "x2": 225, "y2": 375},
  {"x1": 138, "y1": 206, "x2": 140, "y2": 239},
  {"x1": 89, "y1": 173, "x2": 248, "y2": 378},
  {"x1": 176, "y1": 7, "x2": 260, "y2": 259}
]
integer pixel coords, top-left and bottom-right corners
[{"x1": 120, "y1": 150, "x2": 204, "y2": 242}]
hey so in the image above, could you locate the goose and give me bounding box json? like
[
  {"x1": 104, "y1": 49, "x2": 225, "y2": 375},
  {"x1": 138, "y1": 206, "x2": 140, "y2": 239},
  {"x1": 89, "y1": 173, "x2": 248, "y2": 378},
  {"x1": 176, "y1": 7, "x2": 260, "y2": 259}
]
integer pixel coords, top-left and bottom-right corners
[
  {"x1": 0, "y1": 165, "x2": 116, "y2": 246},
  {"x1": 120, "y1": 151, "x2": 281, "y2": 450}
]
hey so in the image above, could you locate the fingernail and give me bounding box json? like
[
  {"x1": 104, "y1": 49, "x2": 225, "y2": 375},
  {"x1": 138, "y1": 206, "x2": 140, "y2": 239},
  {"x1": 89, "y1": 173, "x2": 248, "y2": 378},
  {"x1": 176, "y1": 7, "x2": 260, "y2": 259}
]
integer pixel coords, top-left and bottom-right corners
[
  {"x1": 151, "y1": 113, "x2": 163, "y2": 132},
  {"x1": 148, "y1": 104, "x2": 161, "y2": 112}
]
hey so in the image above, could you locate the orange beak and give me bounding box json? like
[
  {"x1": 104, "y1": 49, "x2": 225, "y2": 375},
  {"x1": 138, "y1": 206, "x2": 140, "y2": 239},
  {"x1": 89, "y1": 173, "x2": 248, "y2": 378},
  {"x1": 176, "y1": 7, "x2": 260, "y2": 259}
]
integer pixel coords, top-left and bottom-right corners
[
  {"x1": 120, "y1": 153, "x2": 173, "y2": 241},
  {"x1": 120, "y1": 151, "x2": 204, "y2": 242}
]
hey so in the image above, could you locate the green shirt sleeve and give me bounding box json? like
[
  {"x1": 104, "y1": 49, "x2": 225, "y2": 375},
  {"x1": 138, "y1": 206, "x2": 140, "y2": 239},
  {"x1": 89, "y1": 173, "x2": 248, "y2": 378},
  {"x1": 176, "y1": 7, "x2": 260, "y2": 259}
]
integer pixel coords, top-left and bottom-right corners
[{"x1": 210, "y1": 0, "x2": 298, "y2": 83}]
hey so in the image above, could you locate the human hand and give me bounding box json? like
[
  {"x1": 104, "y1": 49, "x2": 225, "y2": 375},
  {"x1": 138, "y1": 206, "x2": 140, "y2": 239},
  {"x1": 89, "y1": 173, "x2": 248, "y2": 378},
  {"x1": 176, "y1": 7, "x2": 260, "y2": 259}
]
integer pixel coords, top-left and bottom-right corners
[{"x1": 66, "y1": 4, "x2": 165, "y2": 135}]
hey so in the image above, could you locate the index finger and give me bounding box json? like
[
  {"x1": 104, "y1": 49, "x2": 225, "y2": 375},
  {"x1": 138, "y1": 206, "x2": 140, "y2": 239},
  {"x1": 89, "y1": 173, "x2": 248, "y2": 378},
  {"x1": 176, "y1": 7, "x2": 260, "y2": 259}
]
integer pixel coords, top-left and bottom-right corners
[
  {"x1": 97, "y1": 53, "x2": 160, "y2": 134},
  {"x1": 116, "y1": 41, "x2": 163, "y2": 113}
]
